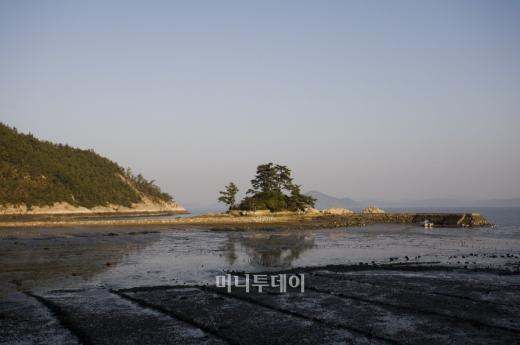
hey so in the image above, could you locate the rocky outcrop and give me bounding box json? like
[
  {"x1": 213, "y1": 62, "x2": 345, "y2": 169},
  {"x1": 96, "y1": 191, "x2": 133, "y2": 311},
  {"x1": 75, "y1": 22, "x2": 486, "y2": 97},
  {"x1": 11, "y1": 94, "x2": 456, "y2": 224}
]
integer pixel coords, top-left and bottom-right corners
[
  {"x1": 304, "y1": 208, "x2": 321, "y2": 214},
  {"x1": 321, "y1": 208, "x2": 354, "y2": 215},
  {"x1": 362, "y1": 206, "x2": 385, "y2": 214}
]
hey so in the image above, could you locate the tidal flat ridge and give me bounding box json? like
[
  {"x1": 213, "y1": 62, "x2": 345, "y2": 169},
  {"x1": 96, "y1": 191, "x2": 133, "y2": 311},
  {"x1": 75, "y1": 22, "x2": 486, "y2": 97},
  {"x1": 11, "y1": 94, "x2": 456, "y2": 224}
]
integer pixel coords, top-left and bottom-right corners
[
  {"x1": 3, "y1": 264, "x2": 520, "y2": 345},
  {"x1": 0, "y1": 212, "x2": 490, "y2": 229}
]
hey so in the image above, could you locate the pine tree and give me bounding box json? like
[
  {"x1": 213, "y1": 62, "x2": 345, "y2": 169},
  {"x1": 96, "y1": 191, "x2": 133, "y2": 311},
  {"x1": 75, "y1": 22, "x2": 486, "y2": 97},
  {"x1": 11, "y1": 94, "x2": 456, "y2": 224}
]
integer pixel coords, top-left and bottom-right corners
[{"x1": 218, "y1": 182, "x2": 239, "y2": 209}]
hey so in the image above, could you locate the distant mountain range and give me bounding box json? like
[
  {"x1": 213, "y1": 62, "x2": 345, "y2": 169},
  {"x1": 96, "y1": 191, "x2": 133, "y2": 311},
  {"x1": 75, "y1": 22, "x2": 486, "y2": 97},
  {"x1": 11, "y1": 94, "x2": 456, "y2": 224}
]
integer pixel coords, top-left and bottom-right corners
[
  {"x1": 394, "y1": 198, "x2": 520, "y2": 208},
  {"x1": 365, "y1": 198, "x2": 520, "y2": 208},
  {"x1": 306, "y1": 191, "x2": 520, "y2": 209},
  {"x1": 305, "y1": 191, "x2": 361, "y2": 209},
  {"x1": 471, "y1": 198, "x2": 520, "y2": 207}
]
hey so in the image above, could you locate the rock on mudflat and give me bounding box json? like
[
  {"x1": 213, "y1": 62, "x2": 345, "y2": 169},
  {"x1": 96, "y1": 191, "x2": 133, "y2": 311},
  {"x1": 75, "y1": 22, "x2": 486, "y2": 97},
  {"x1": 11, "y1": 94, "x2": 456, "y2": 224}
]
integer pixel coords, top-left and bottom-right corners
[
  {"x1": 362, "y1": 206, "x2": 386, "y2": 214},
  {"x1": 321, "y1": 207, "x2": 354, "y2": 215}
]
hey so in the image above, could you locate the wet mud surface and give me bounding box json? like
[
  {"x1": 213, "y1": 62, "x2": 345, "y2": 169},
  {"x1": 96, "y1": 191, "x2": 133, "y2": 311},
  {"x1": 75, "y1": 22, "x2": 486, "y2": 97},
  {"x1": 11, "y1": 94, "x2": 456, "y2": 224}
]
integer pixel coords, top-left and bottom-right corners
[
  {"x1": 2, "y1": 266, "x2": 520, "y2": 345},
  {"x1": 2, "y1": 209, "x2": 520, "y2": 344}
]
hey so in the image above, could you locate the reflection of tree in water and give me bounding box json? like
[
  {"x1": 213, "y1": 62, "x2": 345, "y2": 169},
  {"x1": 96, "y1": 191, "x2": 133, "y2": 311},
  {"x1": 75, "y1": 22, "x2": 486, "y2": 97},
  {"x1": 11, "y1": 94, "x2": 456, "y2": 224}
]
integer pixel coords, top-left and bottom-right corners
[
  {"x1": 224, "y1": 232, "x2": 315, "y2": 268},
  {"x1": 223, "y1": 239, "x2": 238, "y2": 266}
]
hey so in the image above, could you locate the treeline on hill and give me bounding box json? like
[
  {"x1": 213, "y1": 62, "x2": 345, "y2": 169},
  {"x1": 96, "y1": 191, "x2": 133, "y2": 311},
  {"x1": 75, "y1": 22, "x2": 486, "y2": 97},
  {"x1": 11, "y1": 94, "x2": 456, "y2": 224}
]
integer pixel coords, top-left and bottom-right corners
[
  {"x1": 218, "y1": 163, "x2": 316, "y2": 212},
  {"x1": 0, "y1": 123, "x2": 173, "y2": 209}
]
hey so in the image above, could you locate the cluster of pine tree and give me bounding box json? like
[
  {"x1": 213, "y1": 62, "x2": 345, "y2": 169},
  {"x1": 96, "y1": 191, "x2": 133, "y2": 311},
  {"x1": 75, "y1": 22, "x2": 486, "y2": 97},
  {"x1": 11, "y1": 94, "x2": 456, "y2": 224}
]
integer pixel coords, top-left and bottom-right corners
[{"x1": 219, "y1": 163, "x2": 316, "y2": 212}]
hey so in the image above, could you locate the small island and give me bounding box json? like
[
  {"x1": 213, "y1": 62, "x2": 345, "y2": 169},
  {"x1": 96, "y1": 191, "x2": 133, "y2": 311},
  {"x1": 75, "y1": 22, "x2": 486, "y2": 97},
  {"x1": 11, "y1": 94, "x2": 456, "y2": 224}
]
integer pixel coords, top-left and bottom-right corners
[{"x1": 218, "y1": 162, "x2": 317, "y2": 213}]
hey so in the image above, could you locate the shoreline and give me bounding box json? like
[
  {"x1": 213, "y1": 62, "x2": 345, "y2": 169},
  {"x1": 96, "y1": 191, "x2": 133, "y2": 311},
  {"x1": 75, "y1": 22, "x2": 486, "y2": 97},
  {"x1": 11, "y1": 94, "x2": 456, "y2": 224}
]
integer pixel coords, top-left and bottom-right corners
[
  {"x1": 0, "y1": 211, "x2": 491, "y2": 229},
  {"x1": 0, "y1": 209, "x2": 189, "y2": 221}
]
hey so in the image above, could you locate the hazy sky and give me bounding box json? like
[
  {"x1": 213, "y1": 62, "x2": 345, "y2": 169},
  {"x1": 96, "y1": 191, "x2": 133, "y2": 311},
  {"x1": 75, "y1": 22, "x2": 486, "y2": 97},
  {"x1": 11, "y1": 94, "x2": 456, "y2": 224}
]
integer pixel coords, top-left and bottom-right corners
[{"x1": 1, "y1": 0, "x2": 519, "y2": 207}]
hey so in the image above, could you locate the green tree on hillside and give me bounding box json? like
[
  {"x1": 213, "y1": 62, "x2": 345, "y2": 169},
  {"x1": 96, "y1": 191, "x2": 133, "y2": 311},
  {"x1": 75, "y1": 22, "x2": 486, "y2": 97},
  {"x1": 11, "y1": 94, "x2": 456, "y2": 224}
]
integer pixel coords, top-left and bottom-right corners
[
  {"x1": 125, "y1": 168, "x2": 173, "y2": 202},
  {"x1": 218, "y1": 182, "x2": 239, "y2": 209}
]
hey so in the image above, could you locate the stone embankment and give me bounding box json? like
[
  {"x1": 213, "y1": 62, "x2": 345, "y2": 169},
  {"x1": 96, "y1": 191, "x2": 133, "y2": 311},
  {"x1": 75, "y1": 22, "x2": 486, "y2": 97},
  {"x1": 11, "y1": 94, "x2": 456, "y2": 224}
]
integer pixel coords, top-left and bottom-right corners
[{"x1": 0, "y1": 211, "x2": 491, "y2": 229}]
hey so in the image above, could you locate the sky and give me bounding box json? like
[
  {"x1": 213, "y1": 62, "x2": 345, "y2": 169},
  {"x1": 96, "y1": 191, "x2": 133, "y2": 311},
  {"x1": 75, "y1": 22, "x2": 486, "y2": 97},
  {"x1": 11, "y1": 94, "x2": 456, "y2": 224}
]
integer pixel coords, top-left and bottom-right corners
[{"x1": 1, "y1": 0, "x2": 519, "y2": 208}]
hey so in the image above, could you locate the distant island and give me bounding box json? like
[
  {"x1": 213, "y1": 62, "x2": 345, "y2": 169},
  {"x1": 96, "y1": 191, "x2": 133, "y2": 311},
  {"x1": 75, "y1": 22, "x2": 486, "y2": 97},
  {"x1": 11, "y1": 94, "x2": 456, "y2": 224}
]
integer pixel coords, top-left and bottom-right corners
[{"x1": 0, "y1": 123, "x2": 185, "y2": 215}]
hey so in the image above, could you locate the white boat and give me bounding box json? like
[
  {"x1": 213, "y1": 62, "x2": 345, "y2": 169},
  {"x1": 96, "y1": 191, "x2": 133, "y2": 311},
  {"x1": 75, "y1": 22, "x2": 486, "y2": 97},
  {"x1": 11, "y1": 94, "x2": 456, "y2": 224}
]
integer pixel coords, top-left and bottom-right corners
[{"x1": 422, "y1": 220, "x2": 434, "y2": 228}]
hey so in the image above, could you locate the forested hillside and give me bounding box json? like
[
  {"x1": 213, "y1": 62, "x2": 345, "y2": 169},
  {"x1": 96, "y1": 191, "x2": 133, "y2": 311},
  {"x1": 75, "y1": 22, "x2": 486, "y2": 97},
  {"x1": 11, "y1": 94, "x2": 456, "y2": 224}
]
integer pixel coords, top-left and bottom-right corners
[{"x1": 0, "y1": 123, "x2": 174, "y2": 209}]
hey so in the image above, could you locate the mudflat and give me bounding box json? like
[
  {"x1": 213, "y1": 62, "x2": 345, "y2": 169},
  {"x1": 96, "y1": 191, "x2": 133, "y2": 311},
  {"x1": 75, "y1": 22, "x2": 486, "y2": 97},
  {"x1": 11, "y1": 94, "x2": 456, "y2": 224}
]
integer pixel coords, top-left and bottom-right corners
[
  {"x1": 1, "y1": 215, "x2": 519, "y2": 345},
  {"x1": 2, "y1": 265, "x2": 520, "y2": 345}
]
